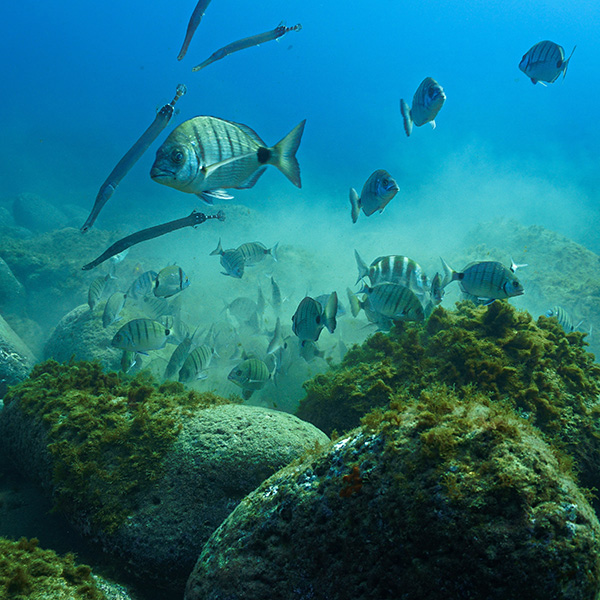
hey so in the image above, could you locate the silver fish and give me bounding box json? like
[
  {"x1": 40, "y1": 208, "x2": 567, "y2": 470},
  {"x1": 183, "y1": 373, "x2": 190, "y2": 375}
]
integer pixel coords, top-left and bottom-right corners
[
  {"x1": 442, "y1": 259, "x2": 524, "y2": 301},
  {"x1": 546, "y1": 306, "x2": 581, "y2": 333},
  {"x1": 349, "y1": 169, "x2": 399, "y2": 223},
  {"x1": 299, "y1": 339, "x2": 325, "y2": 362},
  {"x1": 87, "y1": 273, "x2": 113, "y2": 310},
  {"x1": 102, "y1": 292, "x2": 127, "y2": 328},
  {"x1": 120, "y1": 350, "x2": 142, "y2": 374},
  {"x1": 228, "y1": 358, "x2": 271, "y2": 399},
  {"x1": 256, "y1": 285, "x2": 266, "y2": 317},
  {"x1": 271, "y1": 276, "x2": 282, "y2": 311},
  {"x1": 179, "y1": 344, "x2": 214, "y2": 382},
  {"x1": 164, "y1": 335, "x2": 193, "y2": 381},
  {"x1": 128, "y1": 270, "x2": 158, "y2": 299},
  {"x1": 519, "y1": 41, "x2": 576, "y2": 85},
  {"x1": 267, "y1": 317, "x2": 284, "y2": 354},
  {"x1": 347, "y1": 288, "x2": 393, "y2": 331},
  {"x1": 236, "y1": 241, "x2": 278, "y2": 265},
  {"x1": 291, "y1": 293, "x2": 337, "y2": 342},
  {"x1": 150, "y1": 116, "x2": 306, "y2": 204},
  {"x1": 400, "y1": 77, "x2": 446, "y2": 137},
  {"x1": 315, "y1": 294, "x2": 346, "y2": 317},
  {"x1": 154, "y1": 265, "x2": 190, "y2": 298},
  {"x1": 210, "y1": 239, "x2": 245, "y2": 278},
  {"x1": 360, "y1": 282, "x2": 425, "y2": 322},
  {"x1": 111, "y1": 318, "x2": 171, "y2": 353}
]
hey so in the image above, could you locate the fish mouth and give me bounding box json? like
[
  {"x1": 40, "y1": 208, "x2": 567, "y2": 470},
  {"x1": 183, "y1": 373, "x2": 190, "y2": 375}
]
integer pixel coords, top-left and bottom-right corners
[{"x1": 150, "y1": 166, "x2": 176, "y2": 180}]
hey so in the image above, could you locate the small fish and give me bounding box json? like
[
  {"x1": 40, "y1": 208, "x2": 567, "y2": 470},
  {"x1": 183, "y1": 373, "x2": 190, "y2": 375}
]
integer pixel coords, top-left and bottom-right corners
[
  {"x1": 154, "y1": 265, "x2": 190, "y2": 298},
  {"x1": 545, "y1": 306, "x2": 582, "y2": 333},
  {"x1": 128, "y1": 270, "x2": 158, "y2": 299},
  {"x1": 291, "y1": 293, "x2": 337, "y2": 342},
  {"x1": 228, "y1": 358, "x2": 271, "y2": 399},
  {"x1": 120, "y1": 350, "x2": 142, "y2": 374},
  {"x1": 256, "y1": 285, "x2": 266, "y2": 317},
  {"x1": 102, "y1": 292, "x2": 127, "y2": 328},
  {"x1": 430, "y1": 272, "x2": 444, "y2": 306},
  {"x1": 267, "y1": 317, "x2": 284, "y2": 354},
  {"x1": 299, "y1": 339, "x2": 325, "y2": 363},
  {"x1": 441, "y1": 259, "x2": 525, "y2": 301},
  {"x1": 236, "y1": 241, "x2": 278, "y2": 265},
  {"x1": 111, "y1": 318, "x2": 171, "y2": 354},
  {"x1": 164, "y1": 335, "x2": 194, "y2": 381},
  {"x1": 355, "y1": 251, "x2": 430, "y2": 298},
  {"x1": 400, "y1": 77, "x2": 446, "y2": 137},
  {"x1": 519, "y1": 41, "x2": 576, "y2": 85},
  {"x1": 359, "y1": 282, "x2": 425, "y2": 322},
  {"x1": 271, "y1": 276, "x2": 282, "y2": 311},
  {"x1": 150, "y1": 116, "x2": 306, "y2": 204},
  {"x1": 349, "y1": 170, "x2": 399, "y2": 223},
  {"x1": 179, "y1": 344, "x2": 214, "y2": 382},
  {"x1": 87, "y1": 273, "x2": 113, "y2": 310},
  {"x1": 210, "y1": 239, "x2": 246, "y2": 279}
]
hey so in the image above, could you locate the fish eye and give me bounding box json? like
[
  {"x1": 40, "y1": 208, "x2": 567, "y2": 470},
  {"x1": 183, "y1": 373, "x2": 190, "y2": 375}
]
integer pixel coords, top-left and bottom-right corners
[
  {"x1": 512, "y1": 281, "x2": 519, "y2": 288},
  {"x1": 170, "y1": 148, "x2": 185, "y2": 164},
  {"x1": 382, "y1": 179, "x2": 389, "y2": 186}
]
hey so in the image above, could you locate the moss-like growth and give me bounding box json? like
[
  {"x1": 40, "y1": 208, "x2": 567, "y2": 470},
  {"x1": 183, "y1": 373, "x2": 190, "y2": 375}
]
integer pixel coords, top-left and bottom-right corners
[
  {"x1": 297, "y1": 301, "x2": 600, "y2": 497},
  {"x1": 0, "y1": 536, "x2": 106, "y2": 599},
  {"x1": 3, "y1": 359, "x2": 234, "y2": 534}
]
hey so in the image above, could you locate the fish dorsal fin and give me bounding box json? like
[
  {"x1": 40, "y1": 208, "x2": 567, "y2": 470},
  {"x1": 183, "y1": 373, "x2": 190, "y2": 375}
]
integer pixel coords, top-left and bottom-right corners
[{"x1": 227, "y1": 121, "x2": 267, "y2": 147}]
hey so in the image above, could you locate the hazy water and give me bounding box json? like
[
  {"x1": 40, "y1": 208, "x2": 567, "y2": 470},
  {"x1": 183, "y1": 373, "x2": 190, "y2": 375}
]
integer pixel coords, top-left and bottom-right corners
[{"x1": 1, "y1": 0, "x2": 599, "y2": 406}]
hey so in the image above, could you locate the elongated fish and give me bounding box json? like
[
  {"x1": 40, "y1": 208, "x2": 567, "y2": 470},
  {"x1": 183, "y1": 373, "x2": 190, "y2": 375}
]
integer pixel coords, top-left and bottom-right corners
[
  {"x1": 519, "y1": 41, "x2": 576, "y2": 85},
  {"x1": 150, "y1": 116, "x2": 306, "y2": 204},
  {"x1": 111, "y1": 318, "x2": 171, "y2": 353},
  {"x1": 349, "y1": 170, "x2": 399, "y2": 223},
  {"x1": 192, "y1": 23, "x2": 302, "y2": 71},
  {"x1": 400, "y1": 77, "x2": 446, "y2": 137},
  {"x1": 177, "y1": 0, "x2": 213, "y2": 61}
]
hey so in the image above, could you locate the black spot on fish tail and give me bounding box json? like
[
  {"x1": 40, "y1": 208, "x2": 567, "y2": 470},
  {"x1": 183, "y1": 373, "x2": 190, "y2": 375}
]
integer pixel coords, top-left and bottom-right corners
[{"x1": 257, "y1": 147, "x2": 271, "y2": 164}]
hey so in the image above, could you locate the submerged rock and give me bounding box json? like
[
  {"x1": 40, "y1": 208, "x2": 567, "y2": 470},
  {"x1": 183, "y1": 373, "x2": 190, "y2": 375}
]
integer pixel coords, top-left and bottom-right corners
[
  {"x1": 0, "y1": 314, "x2": 36, "y2": 398},
  {"x1": 12, "y1": 192, "x2": 67, "y2": 233},
  {"x1": 186, "y1": 387, "x2": 600, "y2": 600},
  {"x1": 0, "y1": 360, "x2": 328, "y2": 594},
  {"x1": 0, "y1": 256, "x2": 26, "y2": 315}
]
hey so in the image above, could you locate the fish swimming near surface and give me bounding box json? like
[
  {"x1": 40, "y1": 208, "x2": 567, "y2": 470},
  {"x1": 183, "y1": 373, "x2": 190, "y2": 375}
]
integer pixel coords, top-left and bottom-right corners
[
  {"x1": 111, "y1": 318, "x2": 171, "y2": 354},
  {"x1": 102, "y1": 292, "x2": 127, "y2": 328},
  {"x1": 154, "y1": 265, "x2": 190, "y2": 298},
  {"x1": 519, "y1": 41, "x2": 576, "y2": 85},
  {"x1": 400, "y1": 77, "x2": 446, "y2": 137},
  {"x1": 441, "y1": 259, "x2": 525, "y2": 302},
  {"x1": 359, "y1": 282, "x2": 425, "y2": 322},
  {"x1": 350, "y1": 170, "x2": 399, "y2": 223},
  {"x1": 210, "y1": 239, "x2": 246, "y2": 278},
  {"x1": 150, "y1": 116, "x2": 306, "y2": 204},
  {"x1": 228, "y1": 357, "x2": 271, "y2": 399},
  {"x1": 291, "y1": 293, "x2": 337, "y2": 342}
]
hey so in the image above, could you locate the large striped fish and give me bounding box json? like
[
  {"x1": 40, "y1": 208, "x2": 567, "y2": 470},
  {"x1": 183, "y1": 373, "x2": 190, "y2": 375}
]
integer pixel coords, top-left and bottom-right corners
[
  {"x1": 519, "y1": 41, "x2": 576, "y2": 85},
  {"x1": 359, "y1": 282, "x2": 425, "y2": 322},
  {"x1": 441, "y1": 259, "x2": 525, "y2": 302},
  {"x1": 111, "y1": 318, "x2": 171, "y2": 353},
  {"x1": 291, "y1": 293, "x2": 337, "y2": 342},
  {"x1": 228, "y1": 358, "x2": 271, "y2": 399},
  {"x1": 150, "y1": 116, "x2": 306, "y2": 204},
  {"x1": 400, "y1": 77, "x2": 446, "y2": 137}
]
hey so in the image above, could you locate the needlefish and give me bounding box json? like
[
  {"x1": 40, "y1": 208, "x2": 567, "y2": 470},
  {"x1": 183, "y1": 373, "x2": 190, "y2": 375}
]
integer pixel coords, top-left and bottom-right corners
[
  {"x1": 192, "y1": 22, "x2": 302, "y2": 72},
  {"x1": 150, "y1": 116, "x2": 306, "y2": 204},
  {"x1": 81, "y1": 84, "x2": 187, "y2": 232},
  {"x1": 177, "y1": 0, "x2": 213, "y2": 61}
]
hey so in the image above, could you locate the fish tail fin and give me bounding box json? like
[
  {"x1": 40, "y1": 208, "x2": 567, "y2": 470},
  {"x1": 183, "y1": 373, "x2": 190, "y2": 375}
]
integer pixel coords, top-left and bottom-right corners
[
  {"x1": 563, "y1": 45, "x2": 577, "y2": 79},
  {"x1": 354, "y1": 250, "x2": 369, "y2": 283},
  {"x1": 349, "y1": 188, "x2": 361, "y2": 223},
  {"x1": 346, "y1": 287, "x2": 361, "y2": 317},
  {"x1": 209, "y1": 238, "x2": 223, "y2": 256},
  {"x1": 324, "y1": 291, "x2": 338, "y2": 333},
  {"x1": 270, "y1": 242, "x2": 279, "y2": 262},
  {"x1": 440, "y1": 257, "x2": 457, "y2": 288},
  {"x1": 271, "y1": 119, "x2": 306, "y2": 187},
  {"x1": 400, "y1": 99, "x2": 413, "y2": 137}
]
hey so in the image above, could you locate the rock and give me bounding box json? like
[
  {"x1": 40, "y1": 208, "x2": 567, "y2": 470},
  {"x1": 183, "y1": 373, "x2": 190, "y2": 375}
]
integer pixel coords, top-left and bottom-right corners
[
  {"x1": 0, "y1": 256, "x2": 26, "y2": 314},
  {"x1": 0, "y1": 361, "x2": 329, "y2": 595},
  {"x1": 0, "y1": 314, "x2": 36, "y2": 398},
  {"x1": 12, "y1": 192, "x2": 67, "y2": 233},
  {"x1": 186, "y1": 387, "x2": 600, "y2": 600},
  {"x1": 0, "y1": 205, "x2": 15, "y2": 228}
]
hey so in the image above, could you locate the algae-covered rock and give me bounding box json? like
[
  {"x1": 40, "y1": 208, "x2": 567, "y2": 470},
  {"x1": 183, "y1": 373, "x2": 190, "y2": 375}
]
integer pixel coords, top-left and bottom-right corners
[
  {"x1": 0, "y1": 314, "x2": 36, "y2": 398},
  {"x1": 186, "y1": 387, "x2": 600, "y2": 600},
  {"x1": 297, "y1": 301, "x2": 600, "y2": 500},
  {"x1": 12, "y1": 192, "x2": 67, "y2": 233},
  {"x1": 0, "y1": 536, "x2": 132, "y2": 600},
  {"x1": 0, "y1": 360, "x2": 329, "y2": 593},
  {"x1": 0, "y1": 256, "x2": 26, "y2": 315}
]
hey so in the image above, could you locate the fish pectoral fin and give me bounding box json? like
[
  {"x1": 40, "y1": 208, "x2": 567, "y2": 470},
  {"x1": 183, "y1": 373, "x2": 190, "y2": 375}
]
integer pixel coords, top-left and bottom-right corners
[
  {"x1": 429, "y1": 120, "x2": 436, "y2": 129},
  {"x1": 198, "y1": 189, "x2": 234, "y2": 204}
]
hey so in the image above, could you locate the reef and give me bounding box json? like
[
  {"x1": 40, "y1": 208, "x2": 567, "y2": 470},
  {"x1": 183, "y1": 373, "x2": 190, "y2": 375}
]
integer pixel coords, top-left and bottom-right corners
[
  {"x1": 186, "y1": 386, "x2": 600, "y2": 600},
  {"x1": 296, "y1": 301, "x2": 600, "y2": 501},
  {"x1": 0, "y1": 536, "x2": 107, "y2": 600}
]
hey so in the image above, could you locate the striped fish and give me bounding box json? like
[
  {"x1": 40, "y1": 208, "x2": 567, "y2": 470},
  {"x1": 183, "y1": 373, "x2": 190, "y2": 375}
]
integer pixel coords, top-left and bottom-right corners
[
  {"x1": 291, "y1": 293, "x2": 337, "y2": 342},
  {"x1": 355, "y1": 251, "x2": 430, "y2": 298},
  {"x1": 545, "y1": 306, "x2": 581, "y2": 333},
  {"x1": 164, "y1": 335, "x2": 194, "y2": 381},
  {"x1": 271, "y1": 276, "x2": 282, "y2": 311},
  {"x1": 128, "y1": 270, "x2": 158, "y2": 299},
  {"x1": 349, "y1": 169, "x2": 399, "y2": 223},
  {"x1": 519, "y1": 41, "x2": 576, "y2": 85},
  {"x1": 120, "y1": 350, "x2": 142, "y2": 374},
  {"x1": 179, "y1": 344, "x2": 214, "y2": 382},
  {"x1": 359, "y1": 282, "x2": 425, "y2": 322},
  {"x1": 236, "y1": 241, "x2": 278, "y2": 265},
  {"x1": 111, "y1": 318, "x2": 171, "y2": 353},
  {"x1": 400, "y1": 77, "x2": 446, "y2": 137},
  {"x1": 102, "y1": 291, "x2": 127, "y2": 328},
  {"x1": 154, "y1": 265, "x2": 190, "y2": 298},
  {"x1": 87, "y1": 273, "x2": 113, "y2": 310},
  {"x1": 442, "y1": 259, "x2": 524, "y2": 301},
  {"x1": 228, "y1": 358, "x2": 271, "y2": 399},
  {"x1": 210, "y1": 238, "x2": 245, "y2": 278},
  {"x1": 150, "y1": 116, "x2": 306, "y2": 204}
]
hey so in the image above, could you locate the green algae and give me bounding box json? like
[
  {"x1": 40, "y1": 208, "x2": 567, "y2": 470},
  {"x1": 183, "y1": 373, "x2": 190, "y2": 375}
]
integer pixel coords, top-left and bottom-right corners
[
  {"x1": 0, "y1": 537, "x2": 106, "y2": 600},
  {"x1": 297, "y1": 301, "x2": 600, "y2": 498},
  {"x1": 3, "y1": 359, "x2": 234, "y2": 534}
]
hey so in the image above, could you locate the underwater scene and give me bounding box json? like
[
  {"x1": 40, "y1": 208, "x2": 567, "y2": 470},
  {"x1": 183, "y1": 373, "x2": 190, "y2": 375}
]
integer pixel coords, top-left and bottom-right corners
[{"x1": 1, "y1": 0, "x2": 600, "y2": 598}]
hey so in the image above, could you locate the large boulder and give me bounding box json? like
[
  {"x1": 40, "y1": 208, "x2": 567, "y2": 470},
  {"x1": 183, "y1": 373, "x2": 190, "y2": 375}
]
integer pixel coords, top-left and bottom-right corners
[
  {"x1": 12, "y1": 192, "x2": 67, "y2": 233},
  {"x1": 0, "y1": 360, "x2": 329, "y2": 595},
  {"x1": 0, "y1": 256, "x2": 26, "y2": 315},
  {"x1": 0, "y1": 314, "x2": 36, "y2": 398},
  {"x1": 186, "y1": 387, "x2": 600, "y2": 600}
]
